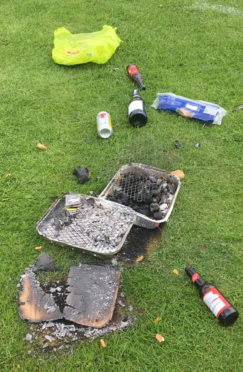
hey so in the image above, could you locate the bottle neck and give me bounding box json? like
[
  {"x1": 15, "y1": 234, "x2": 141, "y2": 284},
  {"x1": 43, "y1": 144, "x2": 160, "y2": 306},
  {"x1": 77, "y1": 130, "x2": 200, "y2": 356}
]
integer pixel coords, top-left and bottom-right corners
[
  {"x1": 133, "y1": 88, "x2": 140, "y2": 97},
  {"x1": 185, "y1": 266, "x2": 206, "y2": 290}
]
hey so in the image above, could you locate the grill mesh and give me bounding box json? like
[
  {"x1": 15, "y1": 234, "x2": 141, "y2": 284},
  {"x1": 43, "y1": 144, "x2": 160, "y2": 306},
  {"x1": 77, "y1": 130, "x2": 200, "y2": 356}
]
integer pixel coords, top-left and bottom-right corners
[
  {"x1": 36, "y1": 196, "x2": 135, "y2": 256},
  {"x1": 119, "y1": 173, "x2": 159, "y2": 203}
]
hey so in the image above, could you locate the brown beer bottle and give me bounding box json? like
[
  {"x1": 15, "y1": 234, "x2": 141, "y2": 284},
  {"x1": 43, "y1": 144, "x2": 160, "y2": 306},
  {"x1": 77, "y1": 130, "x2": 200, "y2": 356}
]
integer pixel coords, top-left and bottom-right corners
[
  {"x1": 127, "y1": 64, "x2": 146, "y2": 90},
  {"x1": 185, "y1": 266, "x2": 239, "y2": 326}
]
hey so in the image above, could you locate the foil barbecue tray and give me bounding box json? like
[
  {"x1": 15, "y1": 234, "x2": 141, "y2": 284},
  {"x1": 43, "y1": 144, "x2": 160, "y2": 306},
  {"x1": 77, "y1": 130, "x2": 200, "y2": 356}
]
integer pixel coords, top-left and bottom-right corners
[
  {"x1": 99, "y1": 163, "x2": 181, "y2": 229},
  {"x1": 36, "y1": 194, "x2": 136, "y2": 257}
]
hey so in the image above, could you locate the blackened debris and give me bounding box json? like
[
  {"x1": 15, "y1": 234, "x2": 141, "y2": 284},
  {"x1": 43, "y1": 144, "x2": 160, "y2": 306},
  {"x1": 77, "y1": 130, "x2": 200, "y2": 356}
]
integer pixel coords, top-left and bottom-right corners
[
  {"x1": 73, "y1": 167, "x2": 90, "y2": 184},
  {"x1": 34, "y1": 254, "x2": 60, "y2": 272},
  {"x1": 117, "y1": 225, "x2": 163, "y2": 262},
  {"x1": 175, "y1": 140, "x2": 183, "y2": 148},
  {"x1": 19, "y1": 263, "x2": 121, "y2": 329}
]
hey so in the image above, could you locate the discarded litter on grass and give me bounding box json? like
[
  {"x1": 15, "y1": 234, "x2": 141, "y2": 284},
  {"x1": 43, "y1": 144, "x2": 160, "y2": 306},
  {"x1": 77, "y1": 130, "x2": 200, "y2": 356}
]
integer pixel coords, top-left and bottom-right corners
[
  {"x1": 34, "y1": 253, "x2": 60, "y2": 272},
  {"x1": 156, "y1": 333, "x2": 165, "y2": 342},
  {"x1": 100, "y1": 338, "x2": 106, "y2": 348},
  {"x1": 171, "y1": 170, "x2": 185, "y2": 180},
  {"x1": 36, "y1": 194, "x2": 135, "y2": 257},
  {"x1": 73, "y1": 167, "x2": 91, "y2": 184},
  {"x1": 52, "y1": 25, "x2": 121, "y2": 66},
  {"x1": 97, "y1": 111, "x2": 113, "y2": 139},
  {"x1": 37, "y1": 143, "x2": 47, "y2": 150},
  {"x1": 151, "y1": 93, "x2": 227, "y2": 125},
  {"x1": 127, "y1": 64, "x2": 146, "y2": 90},
  {"x1": 185, "y1": 266, "x2": 239, "y2": 327},
  {"x1": 174, "y1": 140, "x2": 183, "y2": 148},
  {"x1": 19, "y1": 258, "x2": 121, "y2": 327},
  {"x1": 19, "y1": 256, "x2": 135, "y2": 351},
  {"x1": 136, "y1": 255, "x2": 144, "y2": 262},
  {"x1": 128, "y1": 89, "x2": 147, "y2": 128},
  {"x1": 99, "y1": 163, "x2": 181, "y2": 229}
]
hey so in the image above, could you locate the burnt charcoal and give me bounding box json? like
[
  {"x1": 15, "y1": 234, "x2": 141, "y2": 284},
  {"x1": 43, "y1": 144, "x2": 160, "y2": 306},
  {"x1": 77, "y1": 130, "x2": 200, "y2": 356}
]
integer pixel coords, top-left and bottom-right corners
[
  {"x1": 120, "y1": 196, "x2": 130, "y2": 206},
  {"x1": 159, "y1": 195, "x2": 167, "y2": 204},
  {"x1": 73, "y1": 167, "x2": 90, "y2": 184},
  {"x1": 113, "y1": 190, "x2": 125, "y2": 199},
  {"x1": 107, "y1": 171, "x2": 175, "y2": 220},
  {"x1": 108, "y1": 196, "x2": 117, "y2": 203},
  {"x1": 150, "y1": 203, "x2": 160, "y2": 212},
  {"x1": 153, "y1": 211, "x2": 163, "y2": 220},
  {"x1": 167, "y1": 183, "x2": 177, "y2": 194},
  {"x1": 136, "y1": 207, "x2": 150, "y2": 216},
  {"x1": 143, "y1": 196, "x2": 153, "y2": 204},
  {"x1": 149, "y1": 176, "x2": 157, "y2": 183},
  {"x1": 151, "y1": 189, "x2": 159, "y2": 196}
]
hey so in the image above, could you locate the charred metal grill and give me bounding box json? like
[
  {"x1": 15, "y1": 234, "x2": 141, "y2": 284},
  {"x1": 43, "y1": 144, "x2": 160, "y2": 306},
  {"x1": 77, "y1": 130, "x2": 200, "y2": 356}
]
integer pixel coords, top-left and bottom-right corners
[
  {"x1": 118, "y1": 172, "x2": 160, "y2": 203},
  {"x1": 99, "y1": 163, "x2": 181, "y2": 229}
]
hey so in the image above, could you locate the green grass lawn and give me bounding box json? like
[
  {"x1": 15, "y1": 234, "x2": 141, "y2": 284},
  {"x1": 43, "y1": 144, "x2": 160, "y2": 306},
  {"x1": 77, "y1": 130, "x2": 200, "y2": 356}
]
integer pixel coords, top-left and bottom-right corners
[{"x1": 1, "y1": 0, "x2": 243, "y2": 370}]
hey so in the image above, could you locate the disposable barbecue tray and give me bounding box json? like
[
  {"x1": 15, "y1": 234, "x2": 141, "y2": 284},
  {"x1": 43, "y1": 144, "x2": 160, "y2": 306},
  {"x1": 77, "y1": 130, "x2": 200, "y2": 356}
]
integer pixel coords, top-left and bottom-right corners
[
  {"x1": 36, "y1": 194, "x2": 135, "y2": 257},
  {"x1": 99, "y1": 163, "x2": 181, "y2": 229}
]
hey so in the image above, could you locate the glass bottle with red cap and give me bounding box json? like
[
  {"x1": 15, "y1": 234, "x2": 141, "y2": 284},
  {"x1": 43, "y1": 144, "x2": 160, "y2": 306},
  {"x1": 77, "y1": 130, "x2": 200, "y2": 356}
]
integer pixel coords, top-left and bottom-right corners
[{"x1": 185, "y1": 266, "x2": 239, "y2": 327}]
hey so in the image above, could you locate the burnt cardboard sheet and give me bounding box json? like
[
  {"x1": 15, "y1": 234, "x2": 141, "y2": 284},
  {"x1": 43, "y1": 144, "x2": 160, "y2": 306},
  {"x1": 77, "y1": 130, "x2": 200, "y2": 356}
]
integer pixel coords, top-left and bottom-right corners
[
  {"x1": 19, "y1": 264, "x2": 121, "y2": 328},
  {"x1": 19, "y1": 270, "x2": 63, "y2": 322},
  {"x1": 63, "y1": 264, "x2": 122, "y2": 328}
]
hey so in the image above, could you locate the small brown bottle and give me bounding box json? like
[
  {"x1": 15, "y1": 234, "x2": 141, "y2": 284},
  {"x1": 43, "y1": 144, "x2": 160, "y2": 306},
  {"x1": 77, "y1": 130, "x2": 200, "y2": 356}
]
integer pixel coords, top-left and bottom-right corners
[
  {"x1": 127, "y1": 64, "x2": 146, "y2": 90},
  {"x1": 185, "y1": 266, "x2": 239, "y2": 326},
  {"x1": 128, "y1": 89, "x2": 147, "y2": 128}
]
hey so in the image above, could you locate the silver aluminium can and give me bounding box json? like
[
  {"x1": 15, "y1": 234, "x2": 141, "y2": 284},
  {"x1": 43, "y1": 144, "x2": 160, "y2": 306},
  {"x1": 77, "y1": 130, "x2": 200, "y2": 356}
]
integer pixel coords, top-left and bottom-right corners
[{"x1": 97, "y1": 111, "x2": 113, "y2": 139}]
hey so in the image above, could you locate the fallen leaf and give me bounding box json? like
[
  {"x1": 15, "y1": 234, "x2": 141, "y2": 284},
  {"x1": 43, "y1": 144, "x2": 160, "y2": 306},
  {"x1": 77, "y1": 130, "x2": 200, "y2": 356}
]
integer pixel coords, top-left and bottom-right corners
[
  {"x1": 4, "y1": 173, "x2": 11, "y2": 178},
  {"x1": 154, "y1": 317, "x2": 162, "y2": 323},
  {"x1": 100, "y1": 338, "x2": 106, "y2": 348},
  {"x1": 34, "y1": 246, "x2": 43, "y2": 250},
  {"x1": 171, "y1": 169, "x2": 185, "y2": 180},
  {"x1": 156, "y1": 333, "x2": 165, "y2": 342},
  {"x1": 173, "y1": 269, "x2": 179, "y2": 275},
  {"x1": 136, "y1": 255, "x2": 144, "y2": 262},
  {"x1": 37, "y1": 143, "x2": 47, "y2": 150}
]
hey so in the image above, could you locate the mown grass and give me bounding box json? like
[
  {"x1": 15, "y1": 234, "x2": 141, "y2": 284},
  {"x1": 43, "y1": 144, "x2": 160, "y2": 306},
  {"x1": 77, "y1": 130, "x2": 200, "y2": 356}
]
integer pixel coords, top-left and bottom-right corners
[{"x1": 1, "y1": 0, "x2": 243, "y2": 370}]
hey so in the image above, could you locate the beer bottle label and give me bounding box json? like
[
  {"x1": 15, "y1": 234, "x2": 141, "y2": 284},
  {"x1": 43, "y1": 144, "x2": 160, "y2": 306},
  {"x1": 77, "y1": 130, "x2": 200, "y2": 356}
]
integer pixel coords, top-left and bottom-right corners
[
  {"x1": 203, "y1": 288, "x2": 231, "y2": 317},
  {"x1": 128, "y1": 101, "x2": 144, "y2": 115}
]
